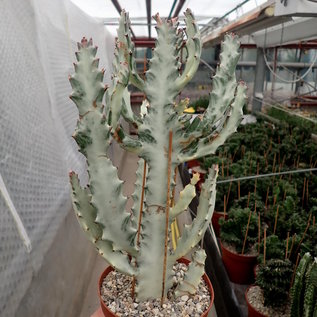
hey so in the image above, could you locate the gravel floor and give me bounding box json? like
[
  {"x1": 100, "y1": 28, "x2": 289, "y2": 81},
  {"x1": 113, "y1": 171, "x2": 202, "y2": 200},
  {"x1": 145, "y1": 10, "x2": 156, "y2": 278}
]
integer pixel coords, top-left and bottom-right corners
[{"x1": 100, "y1": 263, "x2": 211, "y2": 317}]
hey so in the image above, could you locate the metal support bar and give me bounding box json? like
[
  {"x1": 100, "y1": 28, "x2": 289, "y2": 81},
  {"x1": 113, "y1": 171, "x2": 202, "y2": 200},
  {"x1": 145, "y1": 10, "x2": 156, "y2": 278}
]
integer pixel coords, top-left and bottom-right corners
[
  {"x1": 146, "y1": 0, "x2": 151, "y2": 38},
  {"x1": 173, "y1": 0, "x2": 186, "y2": 18},
  {"x1": 252, "y1": 48, "x2": 266, "y2": 112},
  {"x1": 168, "y1": 0, "x2": 178, "y2": 19}
]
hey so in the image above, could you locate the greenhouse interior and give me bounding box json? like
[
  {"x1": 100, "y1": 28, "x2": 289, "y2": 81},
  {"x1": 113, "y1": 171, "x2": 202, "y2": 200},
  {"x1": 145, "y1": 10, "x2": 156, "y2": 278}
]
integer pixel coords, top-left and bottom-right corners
[{"x1": 1, "y1": 0, "x2": 317, "y2": 316}]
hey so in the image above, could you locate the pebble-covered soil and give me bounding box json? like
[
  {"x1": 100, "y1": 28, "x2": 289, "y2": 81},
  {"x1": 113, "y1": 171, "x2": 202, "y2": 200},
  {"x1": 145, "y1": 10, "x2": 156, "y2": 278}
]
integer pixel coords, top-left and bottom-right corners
[
  {"x1": 246, "y1": 285, "x2": 291, "y2": 317},
  {"x1": 100, "y1": 263, "x2": 211, "y2": 317}
]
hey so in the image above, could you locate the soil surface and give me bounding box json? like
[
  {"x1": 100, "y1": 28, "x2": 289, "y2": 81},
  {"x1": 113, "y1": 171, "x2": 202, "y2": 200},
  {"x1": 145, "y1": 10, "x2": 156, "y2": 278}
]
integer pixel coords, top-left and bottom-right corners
[
  {"x1": 100, "y1": 263, "x2": 211, "y2": 317},
  {"x1": 246, "y1": 285, "x2": 291, "y2": 317}
]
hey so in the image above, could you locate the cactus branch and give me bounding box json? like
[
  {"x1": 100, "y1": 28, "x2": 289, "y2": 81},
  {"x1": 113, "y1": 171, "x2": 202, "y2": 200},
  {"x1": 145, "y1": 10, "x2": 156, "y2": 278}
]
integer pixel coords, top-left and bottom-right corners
[
  {"x1": 175, "y1": 9, "x2": 202, "y2": 91},
  {"x1": 172, "y1": 165, "x2": 218, "y2": 260},
  {"x1": 170, "y1": 173, "x2": 199, "y2": 219},
  {"x1": 70, "y1": 172, "x2": 136, "y2": 276},
  {"x1": 179, "y1": 82, "x2": 246, "y2": 162},
  {"x1": 174, "y1": 249, "x2": 207, "y2": 297}
]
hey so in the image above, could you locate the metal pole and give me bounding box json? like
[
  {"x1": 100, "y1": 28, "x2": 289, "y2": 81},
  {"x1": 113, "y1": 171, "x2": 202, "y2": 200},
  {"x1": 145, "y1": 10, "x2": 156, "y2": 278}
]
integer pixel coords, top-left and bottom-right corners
[
  {"x1": 252, "y1": 47, "x2": 266, "y2": 112},
  {"x1": 173, "y1": 0, "x2": 186, "y2": 18},
  {"x1": 168, "y1": 0, "x2": 178, "y2": 19},
  {"x1": 146, "y1": 0, "x2": 151, "y2": 38}
]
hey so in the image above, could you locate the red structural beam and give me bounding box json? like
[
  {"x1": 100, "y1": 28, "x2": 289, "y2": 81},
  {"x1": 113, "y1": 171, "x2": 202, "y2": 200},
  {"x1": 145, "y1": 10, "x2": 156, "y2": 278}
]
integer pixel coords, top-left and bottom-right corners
[{"x1": 133, "y1": 37, "x2": 156, "y2": 48}]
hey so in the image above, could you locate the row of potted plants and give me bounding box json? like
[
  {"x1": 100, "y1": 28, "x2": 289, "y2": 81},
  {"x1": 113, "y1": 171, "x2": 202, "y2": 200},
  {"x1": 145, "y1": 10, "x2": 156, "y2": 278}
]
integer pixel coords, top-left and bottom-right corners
[{"x1": 188, "y1": 119, "x2": 316, "y2": 316}]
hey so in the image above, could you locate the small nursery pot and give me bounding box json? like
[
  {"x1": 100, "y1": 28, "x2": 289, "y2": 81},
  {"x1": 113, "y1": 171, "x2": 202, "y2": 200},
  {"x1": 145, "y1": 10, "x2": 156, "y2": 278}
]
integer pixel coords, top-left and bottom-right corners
[
  {"x1": 186, "y1": 159, "x2": 200, "y2": 169},
  {"x1": 98, "y1": 258, "x2": 214, "y2": 317},
  {"x1": 245, "y1": 285, "x2": 268, "y2": 317},
  {"x1": 220, "y1": 242, "x2": 257, "y2": 284},
  {"x1": 212, "y1": 211, "x2": 228, "y2": 237}
]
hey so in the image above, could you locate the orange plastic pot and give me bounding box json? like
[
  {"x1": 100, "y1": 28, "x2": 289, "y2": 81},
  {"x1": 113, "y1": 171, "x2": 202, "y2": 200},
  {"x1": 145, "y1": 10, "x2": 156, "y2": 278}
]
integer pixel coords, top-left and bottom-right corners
[
  {"x1": 98, "y1": 258, "x2": 214, "y2": 317},
  {"x1": 245, "y1": 285, "x2": 268, "y2": 317},
  {"x1": 212, "y1": 211, "x2": 228, "y2": 237},
  {"x1": 220, "y1": 242, "x2": 257, "y2": 284}
]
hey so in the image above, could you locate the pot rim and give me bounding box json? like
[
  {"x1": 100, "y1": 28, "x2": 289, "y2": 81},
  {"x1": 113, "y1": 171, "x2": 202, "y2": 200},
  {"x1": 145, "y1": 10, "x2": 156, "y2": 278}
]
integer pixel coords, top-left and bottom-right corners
[
  {"x1": 245, "y1": 284, "x2": 268, "y2": 317},
  {"x1": 98, "y1": 257, "x2": 215, "y2": 317},
  {"x1": 220, "y1": 240, "x2": 258, "y2": 259}
]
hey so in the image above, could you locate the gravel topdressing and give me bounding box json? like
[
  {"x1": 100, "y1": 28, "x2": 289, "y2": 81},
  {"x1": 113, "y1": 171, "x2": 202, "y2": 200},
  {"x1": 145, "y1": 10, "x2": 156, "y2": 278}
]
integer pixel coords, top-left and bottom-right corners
[
  {"x1": 100, "y1": 263, "x2": 211, "y2": 317},
  {"x1": 246, "y1": 285, "x2": 291, "y2": 317}
]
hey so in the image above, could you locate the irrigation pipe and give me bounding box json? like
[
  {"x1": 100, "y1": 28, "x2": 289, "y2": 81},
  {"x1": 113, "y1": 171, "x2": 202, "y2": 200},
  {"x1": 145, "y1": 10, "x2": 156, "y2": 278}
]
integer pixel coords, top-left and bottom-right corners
[{"x1": 216, "y1": 167, "x2": 317, "y2": 184}]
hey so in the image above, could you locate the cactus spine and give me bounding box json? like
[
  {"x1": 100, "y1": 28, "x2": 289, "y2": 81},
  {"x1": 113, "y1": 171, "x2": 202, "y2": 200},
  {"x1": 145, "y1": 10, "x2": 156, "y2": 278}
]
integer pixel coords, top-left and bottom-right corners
[{"x1": 69, "y1": 10, "x2": 246, "y2": 301}]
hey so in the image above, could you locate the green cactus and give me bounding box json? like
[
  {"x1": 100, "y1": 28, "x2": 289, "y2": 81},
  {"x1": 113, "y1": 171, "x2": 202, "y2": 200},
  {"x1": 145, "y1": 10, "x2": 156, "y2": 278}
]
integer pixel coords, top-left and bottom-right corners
[
  {"x1": 256, "y1": 259, "x2": 293, "y2": 307},
  {"x1": 69, "y1": 10, "x2": 246, "y2": 301},
  {"x1": 291, "y1": 253, "x2": 312, "y2": 317},
  {"x1": 291, "y1": 253, "x2": 317, "y2": 317}
]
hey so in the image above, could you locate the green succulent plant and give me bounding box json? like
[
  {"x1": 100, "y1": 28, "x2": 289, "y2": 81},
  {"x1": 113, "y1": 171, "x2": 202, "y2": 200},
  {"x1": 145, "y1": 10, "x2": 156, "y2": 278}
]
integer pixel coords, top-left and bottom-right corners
[
  {"x1": 256, "y1": 259, "x2": 293, "y2": 308},
  {"x1": 68, "y1": 10, "x2": 246, "y2": 301},
  {"x1": 220, "y1": 207, "x2": 258, "y2": 253},
  {"x1": 257, "y1": 234, "x2": 285, "y2": 264},
  {"x1": 290, "y1": 253, "x2": 317, "y2": 317}
]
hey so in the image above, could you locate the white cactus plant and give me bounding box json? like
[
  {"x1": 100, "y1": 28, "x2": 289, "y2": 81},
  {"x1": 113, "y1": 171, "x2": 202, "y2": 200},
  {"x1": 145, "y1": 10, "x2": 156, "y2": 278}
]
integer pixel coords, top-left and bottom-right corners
[{"x1": 69, "y1": 9, "x2": 246, "y2": 302}]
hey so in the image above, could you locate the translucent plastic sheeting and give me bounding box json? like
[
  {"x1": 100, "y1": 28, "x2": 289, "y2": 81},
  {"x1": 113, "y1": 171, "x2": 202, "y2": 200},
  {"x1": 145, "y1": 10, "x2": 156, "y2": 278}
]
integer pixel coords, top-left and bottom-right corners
[{"x1": 0, "y1": 0, "x2": 114, "y2": 316}]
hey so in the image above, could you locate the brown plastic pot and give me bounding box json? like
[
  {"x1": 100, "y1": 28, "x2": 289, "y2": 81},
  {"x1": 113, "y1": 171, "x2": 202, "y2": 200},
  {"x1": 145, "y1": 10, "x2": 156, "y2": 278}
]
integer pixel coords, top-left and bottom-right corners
[
  {"x1": 220, "y1": 241, "x2": 257, "y2": 284},
  {"x1": 212, "y1": 211, "x2": 228, "y2": 237},
  {"x1": 98, "y1": 258, "x2": 214, "y2": 317},
  {"x1": 245, "y1": 285, "x2": 268, "y2": 317},
  {"x1": 186, "y1": 159, "x2": 200, "y2": 169}
]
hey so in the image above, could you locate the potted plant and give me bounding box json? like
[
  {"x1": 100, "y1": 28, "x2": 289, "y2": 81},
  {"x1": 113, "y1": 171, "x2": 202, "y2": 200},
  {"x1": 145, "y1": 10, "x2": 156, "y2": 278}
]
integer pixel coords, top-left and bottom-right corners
[
  {"x1": 245, "y1": 259, "x2": 293, "y2": 317},
  {"x1": 68, "y1": 9, "x2": 246, "y2": 317},
  {"x1": 219, "y1": 207, "x2": 258, "y2": 284}
]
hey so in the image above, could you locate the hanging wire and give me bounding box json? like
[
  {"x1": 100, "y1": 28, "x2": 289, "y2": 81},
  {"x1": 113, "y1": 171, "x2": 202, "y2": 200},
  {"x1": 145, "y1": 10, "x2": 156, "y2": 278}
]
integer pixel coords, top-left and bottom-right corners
[
  {"x1": 262, "y1": 22, "x2": 317, "y2": 84},
  {"x1": 263, "y1": 49, "x2": 317, "y2": 84},
  {"x1": 216, "y1": 167, "x2": 317, "y2": 184},
  {"x1": 200, "y1": 57, "x2": 216, "y2": 73}
]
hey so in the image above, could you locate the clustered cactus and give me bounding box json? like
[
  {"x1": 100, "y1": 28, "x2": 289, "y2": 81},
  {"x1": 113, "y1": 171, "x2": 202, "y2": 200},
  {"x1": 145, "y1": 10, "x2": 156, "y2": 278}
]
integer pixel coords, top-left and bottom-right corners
[
  {"x1": 291, "y1": 253, "x2": 317, "y2": 317},
  {"x1": 69, "y1": 9, "x2": 246, "y2": 301},
  {"x1": 220, "y1": 207, "x2": 258, "y2": 253},
  {"x1": 256, "y1": 259, "x2": 293, "y2": 307}
]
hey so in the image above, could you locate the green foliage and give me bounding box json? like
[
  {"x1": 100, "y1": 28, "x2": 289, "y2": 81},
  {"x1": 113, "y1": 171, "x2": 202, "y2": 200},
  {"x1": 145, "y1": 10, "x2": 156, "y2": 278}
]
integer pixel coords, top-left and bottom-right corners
[
  {"x1": 256, "y1": 259, "x2": 293, "y2": 307},
  {"x1": 257, "y1": 235, "x2": 285, "y2": 264},
  {"x1": 267, "y1": 107, "x2": 317, "y2": 135},
  {"x1": 220, "y1": 207, "x2": 258, "y2": 253}
]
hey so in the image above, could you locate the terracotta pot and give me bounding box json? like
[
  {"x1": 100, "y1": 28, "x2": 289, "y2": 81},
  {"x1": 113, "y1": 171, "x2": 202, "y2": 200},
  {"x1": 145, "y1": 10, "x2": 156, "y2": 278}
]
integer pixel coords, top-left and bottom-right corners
[
  {"x1": 98, "y1": 258, "x2": 214, "y2": 317},
  {"x1": 212, "y1": 211, "x2": 228, "y2": 237},
  {"x1": 220, "y1": 242, "x2": 257, "y2": 284},
  {"x1": 245, "y1": 285, "x2": 268, "y2": 317},
  {"x1": 186, "y1": 159, "x2": 200, "y2": 169}
]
